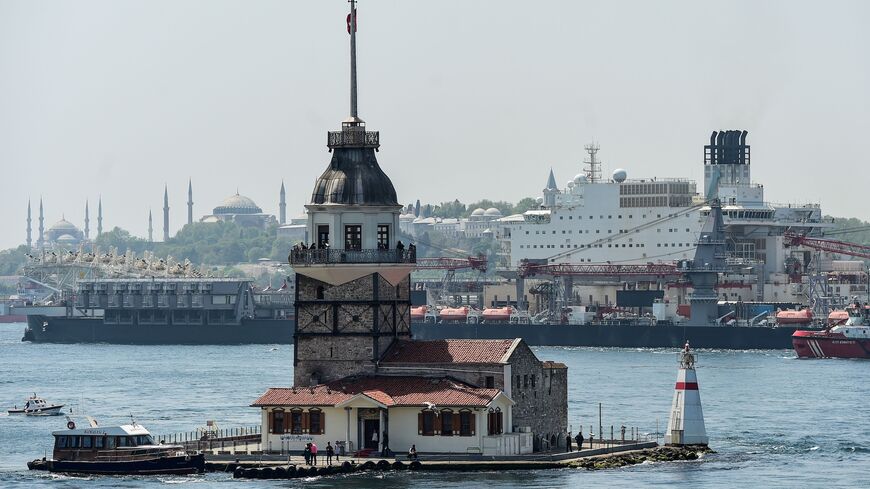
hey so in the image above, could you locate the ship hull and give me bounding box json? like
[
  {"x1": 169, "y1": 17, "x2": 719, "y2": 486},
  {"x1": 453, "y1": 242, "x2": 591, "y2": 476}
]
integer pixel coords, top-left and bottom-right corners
[
  {"x1": 24, "y1": 315, "x2": 294, "y2": 345},
  {"x1": 792, "y1": 331, "x2": 870, "y2": 359},
  {"x1": 411, "y1": 322, "x2": 806, "y2": 350},
  {"x1": 29, "y1": 453, "x2": 205, "y2": 475}
]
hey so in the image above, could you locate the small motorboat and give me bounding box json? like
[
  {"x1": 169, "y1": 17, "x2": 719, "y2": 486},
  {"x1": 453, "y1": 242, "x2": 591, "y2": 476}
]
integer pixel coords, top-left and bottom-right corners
[
  {"x1": 28, "y1": 417, "x2": 205, "y2": 475},
  {"x1": 7, "y1": 394, "x2": 64, "y2": 416}
]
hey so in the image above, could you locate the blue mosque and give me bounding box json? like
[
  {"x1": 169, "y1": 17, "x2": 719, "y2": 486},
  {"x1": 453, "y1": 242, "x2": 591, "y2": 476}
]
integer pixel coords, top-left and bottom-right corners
[{"x1": 26, "y1": 181, "x2": 290, "y2": 249}]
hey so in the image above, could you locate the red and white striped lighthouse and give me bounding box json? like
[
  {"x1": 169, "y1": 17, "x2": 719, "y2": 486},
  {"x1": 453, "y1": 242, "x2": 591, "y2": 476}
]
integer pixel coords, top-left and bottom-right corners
[{"x1": 665, "y1": 341, "x2": 708, "y2": 446}]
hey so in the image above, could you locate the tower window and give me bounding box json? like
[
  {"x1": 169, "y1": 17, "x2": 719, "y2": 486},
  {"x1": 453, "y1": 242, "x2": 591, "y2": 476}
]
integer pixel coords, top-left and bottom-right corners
[
  {"x1": 377, "y1": 225, "x2": 390, "y2": 249},
  {"x1": 344, "y1": 225, "x2": 362, "y2": 250}
]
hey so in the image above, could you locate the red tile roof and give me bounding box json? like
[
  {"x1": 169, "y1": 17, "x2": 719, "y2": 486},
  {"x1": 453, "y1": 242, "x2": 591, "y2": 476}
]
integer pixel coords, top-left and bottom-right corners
[
  {"x1": 252, "y1": 376, "x2": 502, "y2": 408},
  {"x1": 380, "y1": 339, "x2": 518, "y2": 365}
]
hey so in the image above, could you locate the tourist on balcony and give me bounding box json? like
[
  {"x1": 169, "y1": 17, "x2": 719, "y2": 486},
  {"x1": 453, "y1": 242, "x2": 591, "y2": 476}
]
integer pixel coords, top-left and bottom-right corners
[
  {"x1": 408, "y1": 243, "x2": 416, "y2": 260},
  {"x1": 396, "y1": 241, "x2": 405, "y2": 261}
]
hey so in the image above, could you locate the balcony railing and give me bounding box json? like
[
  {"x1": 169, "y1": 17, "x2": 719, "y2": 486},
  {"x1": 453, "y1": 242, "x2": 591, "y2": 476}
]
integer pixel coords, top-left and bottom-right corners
[
  {"x1": 327, "y1": 130, "x2": 380, "y2": 149},
  {"x1": 290, "y1": 248, "x2": 416, "y2": 266}
]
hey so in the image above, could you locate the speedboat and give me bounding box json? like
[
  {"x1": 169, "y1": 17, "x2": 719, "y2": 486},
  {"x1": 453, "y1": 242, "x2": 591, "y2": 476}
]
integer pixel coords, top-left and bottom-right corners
[
  {"x1": 27, "y1": 417, "x2": 205, "y2": 475},
  {"x1": 7, "y1": 394, "x2": 64, "y2": 416}
]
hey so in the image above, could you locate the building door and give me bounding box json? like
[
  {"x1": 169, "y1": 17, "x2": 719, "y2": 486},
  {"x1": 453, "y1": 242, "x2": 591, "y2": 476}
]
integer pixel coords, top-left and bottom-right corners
[
  {"x1": 317, "y1": 225, "x2": 329, "y2": 248},
  {"x1": 363, "y1": 419, "x2": 380, "y2": 450}
]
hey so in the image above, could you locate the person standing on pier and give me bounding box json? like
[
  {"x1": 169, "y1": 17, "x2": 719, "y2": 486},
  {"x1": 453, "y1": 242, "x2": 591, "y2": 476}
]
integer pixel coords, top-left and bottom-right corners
[
  {"x1": 576, "y1": 431, "x2": 584, "y2": 451},
  {"x1": 326, "y1": 442, "x2": 334, "y2": 465},
  {"x1": 311, "y1": 441, "x2": 318, "y2": 465},
  {"x1": 566, "y1": 431, "x2": 573, "y2": 452}
]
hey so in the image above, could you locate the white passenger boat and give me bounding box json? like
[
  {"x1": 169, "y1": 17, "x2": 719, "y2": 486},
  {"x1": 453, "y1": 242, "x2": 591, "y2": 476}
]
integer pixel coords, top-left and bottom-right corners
[{"x1": 7, "y1": 394, "x2": 64, "y2": 416}]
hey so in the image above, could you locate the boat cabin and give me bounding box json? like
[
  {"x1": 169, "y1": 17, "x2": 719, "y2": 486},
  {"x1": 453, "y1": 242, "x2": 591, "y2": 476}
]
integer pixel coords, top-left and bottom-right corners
[{"x1": 51, "y1": 423, "x2": 172, "y2": 461}]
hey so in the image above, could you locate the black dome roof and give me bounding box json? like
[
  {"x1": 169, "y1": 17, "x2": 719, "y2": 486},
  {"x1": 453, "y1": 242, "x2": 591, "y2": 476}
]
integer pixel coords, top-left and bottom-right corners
[{"x1": 310, "y1": 147, "x2": 399, "y2": 206}]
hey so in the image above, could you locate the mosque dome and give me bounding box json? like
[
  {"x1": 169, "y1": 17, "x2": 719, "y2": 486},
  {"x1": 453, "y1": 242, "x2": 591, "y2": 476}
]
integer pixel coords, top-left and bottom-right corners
[
  {"x1": 310, "y1": 148, "x2": 399, "y2": 206},
  {"x1": 56, "y1": 234, "x2": 77, "y2": 243},
  {"x1": 484, "y1": 207, "x2": 502, "y2": 217},
  {"x1": 213, "y1": 193, "x2": 263, "y2": 215},
  {"x1": 471, "y1": 208, "x2": 486, "y2": 216},
  {"x1": 48, "y1": 218, "x2": 79, "y2": 233}
]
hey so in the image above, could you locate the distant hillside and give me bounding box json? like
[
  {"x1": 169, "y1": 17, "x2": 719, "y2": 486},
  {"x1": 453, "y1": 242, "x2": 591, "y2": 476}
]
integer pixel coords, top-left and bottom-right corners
[{"x1": 823, "y1": 216, "x2": 870, "y2": 247}]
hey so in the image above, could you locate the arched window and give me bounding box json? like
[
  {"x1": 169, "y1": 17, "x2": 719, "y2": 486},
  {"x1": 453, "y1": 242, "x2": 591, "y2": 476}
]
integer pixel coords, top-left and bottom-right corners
[
  {"x1": 487, "y1": 407, "x2": 503, "y2": 435},
  {"x1": 290, "y1": 409, "x2": 304, "y2": 434},
  {"x1": 316, "y1": 286, "x2": 325, "y2": 300},
  {"x1": 440, "y1": 409, "x2": 454, "y2": 436},
  {"x1": 271, "y1": 409, "x2": 285, "y2": 434},
  {"x1": 308, "y1": 408, "x2": 325, "y2": 435},
  {"x1": 459, "y1": 409, "x2": 475, "y2": 437}
]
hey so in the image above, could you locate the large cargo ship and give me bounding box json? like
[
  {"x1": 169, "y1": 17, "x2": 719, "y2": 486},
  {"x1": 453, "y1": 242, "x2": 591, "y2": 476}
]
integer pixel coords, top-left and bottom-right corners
[{"x1": 22, "y1": 278, "x2": 294, "y2": 345}]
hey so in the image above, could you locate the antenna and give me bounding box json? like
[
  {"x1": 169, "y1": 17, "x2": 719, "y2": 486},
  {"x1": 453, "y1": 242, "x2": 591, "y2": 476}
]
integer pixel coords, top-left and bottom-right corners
[
  {"x1": 349, "y1": 0, "x2": 358, "y2": 120},
  {"x1": 583, "y1": 142, "x2": 601, "y2": 183}
]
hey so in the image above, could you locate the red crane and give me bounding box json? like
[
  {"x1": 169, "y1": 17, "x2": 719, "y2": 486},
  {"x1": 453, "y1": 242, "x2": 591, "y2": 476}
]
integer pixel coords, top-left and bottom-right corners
[{"x1": 784, "y1": 233, "x2": 870, "y2": 260}]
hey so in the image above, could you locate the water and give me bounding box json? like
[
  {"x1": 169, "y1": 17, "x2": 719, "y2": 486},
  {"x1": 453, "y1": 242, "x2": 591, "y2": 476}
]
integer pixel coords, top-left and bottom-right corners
[{"x1": 1, "y1": 323, "x2": 866, "y2": 488}]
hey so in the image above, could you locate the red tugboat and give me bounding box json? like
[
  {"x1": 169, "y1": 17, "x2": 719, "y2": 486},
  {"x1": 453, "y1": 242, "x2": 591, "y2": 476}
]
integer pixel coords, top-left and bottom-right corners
[{"x1": 793, "y1": 303, "x2": 870, "y2": 359}]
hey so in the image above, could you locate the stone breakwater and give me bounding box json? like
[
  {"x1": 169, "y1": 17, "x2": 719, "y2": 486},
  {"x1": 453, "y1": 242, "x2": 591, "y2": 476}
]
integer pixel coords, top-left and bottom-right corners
[{"x1": 569, "y1": 446, "x2": 715, "y2": 470}]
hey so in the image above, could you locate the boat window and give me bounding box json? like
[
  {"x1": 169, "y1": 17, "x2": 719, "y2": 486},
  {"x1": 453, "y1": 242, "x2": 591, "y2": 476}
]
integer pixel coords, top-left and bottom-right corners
[
  {"x1": 70, "y1": 436, "x2": 80, "y2": 448},
  {"x1": 94, "y1": 436, "x2": 104, "y2": 449},
  {"x1": 117, "y1": 436, "x2": 128, "y2": 447},
  {"x1": 106, "y1": 436, "x2": 116, "y2": 448},
  {"x1": 56, "y1": 436, "x2": 68, "y2": 449},
  {"x1": 82, "y1": 436, "x2": 93, "y2": 448},
  {"x1": 137, "y1": 435, "x2": 154, "y2": 446}
]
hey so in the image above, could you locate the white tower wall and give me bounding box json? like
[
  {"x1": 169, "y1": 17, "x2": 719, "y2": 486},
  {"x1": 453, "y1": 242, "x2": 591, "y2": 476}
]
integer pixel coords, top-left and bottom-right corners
[{"x1": 665, "y1": 347, "x2": 708, "y2": 446}]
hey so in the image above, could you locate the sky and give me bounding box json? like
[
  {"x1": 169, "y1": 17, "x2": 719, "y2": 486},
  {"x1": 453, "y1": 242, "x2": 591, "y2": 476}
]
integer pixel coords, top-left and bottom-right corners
[{"x1": 1, "y1": 0, "x2": 869, "y2": 250}]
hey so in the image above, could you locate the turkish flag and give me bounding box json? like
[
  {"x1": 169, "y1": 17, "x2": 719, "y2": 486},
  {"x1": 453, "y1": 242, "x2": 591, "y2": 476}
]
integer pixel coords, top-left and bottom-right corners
[{"x1": 346, "y1": 9, "x2": 357, "y2": 34}]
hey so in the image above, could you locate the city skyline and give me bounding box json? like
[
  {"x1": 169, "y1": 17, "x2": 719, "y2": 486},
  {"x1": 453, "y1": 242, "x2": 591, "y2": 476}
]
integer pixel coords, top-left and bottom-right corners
[{"x1": 2, "y1": 0, "x2": 869, "y2": 250}]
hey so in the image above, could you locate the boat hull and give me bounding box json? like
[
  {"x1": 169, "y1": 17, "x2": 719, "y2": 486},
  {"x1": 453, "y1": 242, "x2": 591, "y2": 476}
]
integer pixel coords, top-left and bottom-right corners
[
  {"x1": 792, "y1": 330, "x2": 870, "y2": 359},
  {"x1": 411, "y1": 322, "x2": 806, "y2": 349},
  {"x1": 24, "y1": 315, "x2": 294, "y2": 345},
  {"x1": 29, "y1": 453, "x2": 205, "y2": 475}
]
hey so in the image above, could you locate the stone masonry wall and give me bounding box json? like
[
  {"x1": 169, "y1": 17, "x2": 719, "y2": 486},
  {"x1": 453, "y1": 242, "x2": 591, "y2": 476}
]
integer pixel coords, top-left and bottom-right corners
[{"x1": 508, "y1": 343, "x2": 568, "y2": 449}]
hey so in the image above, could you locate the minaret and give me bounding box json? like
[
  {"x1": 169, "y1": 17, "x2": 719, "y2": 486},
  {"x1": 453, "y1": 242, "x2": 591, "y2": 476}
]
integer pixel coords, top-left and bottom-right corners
[
  {"x1": 543, "y1": 168, "x2": 558, "y2": 207},
  {"x1": 163, "y1": 185, "x2": 170, "y2": 241},
  {"x1": 291, "y1": 0, "x2": 412, "y2": 387},
  {"x1": 84, "y1": 200, "x2": 90, "y2": 239},
  {"x1": 665, "y1": 342, "x2": 708, "y2": 446},
  {"x1": 279, "y1": 181, "x2": 287, "y2": 224},
  {"x1": 97, "y1": 197, "x2": 103, "y2": 236},
  {"x1": 148, "y1": 209, "x2": 154, "y2": 243},
  {"x1": 26, "y1": 199, "x2": 32, "y2": 248},
  {"x1": 38, "y1": 198, "x2": 45, "y2": 248},
  {"x1": 187, "y1": 179, "x2": 193, "y2": 226}
]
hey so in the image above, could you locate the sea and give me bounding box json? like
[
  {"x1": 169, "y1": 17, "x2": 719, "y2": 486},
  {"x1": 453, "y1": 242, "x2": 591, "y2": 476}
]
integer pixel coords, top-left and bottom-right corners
[{"x1": 0, "y1": 322, "x2": 866, "y2": 488}]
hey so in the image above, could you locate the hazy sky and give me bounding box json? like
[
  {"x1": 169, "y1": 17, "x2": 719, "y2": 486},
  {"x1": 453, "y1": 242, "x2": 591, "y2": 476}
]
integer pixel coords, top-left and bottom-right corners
[{"x1": 2, "y1": 0, "x2": 869, "y2": 250}]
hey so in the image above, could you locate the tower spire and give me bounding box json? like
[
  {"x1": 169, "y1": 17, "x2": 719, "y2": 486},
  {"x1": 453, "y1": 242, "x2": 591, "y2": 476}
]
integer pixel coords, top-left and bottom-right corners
[
  {"x1": 26, "y1": 199, "x2": 32, "y2": 248},
  {"x1": 349, "y1": 0, "x2": 359, "y2": 121},
  {"x1": 148, "y1": 209, "x2": 153, "y2": 243},
  {"x1": 97, "y1": 196, "x2": 103, "y2": 237},
  {"x1": 187, "y1": 179, "x2": 193, "y2": 226},
  {"x1": 279, "y1": 180, "x2": 287, "y2": 224},
  {"x1": 163, "y1": 184, "x2": 170, "y2": 242},
  {"x1": 84, "y1": 200, "x2": 90, "y2": 239},
  {"x1": 38, "y1": 197, "x2": 44, "y2": 249}
]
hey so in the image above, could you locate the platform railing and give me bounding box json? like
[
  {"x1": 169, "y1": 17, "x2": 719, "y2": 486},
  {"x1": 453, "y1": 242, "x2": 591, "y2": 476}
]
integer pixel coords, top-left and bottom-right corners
[{"x1": 290, "y1": 249, "x2": 416, "y2": 266}]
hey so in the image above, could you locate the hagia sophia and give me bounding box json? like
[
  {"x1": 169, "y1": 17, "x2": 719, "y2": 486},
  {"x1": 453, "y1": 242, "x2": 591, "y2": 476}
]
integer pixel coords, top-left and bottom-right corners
[{"x1": 25, "y1": 181, "x2": 291, "y2": 249}]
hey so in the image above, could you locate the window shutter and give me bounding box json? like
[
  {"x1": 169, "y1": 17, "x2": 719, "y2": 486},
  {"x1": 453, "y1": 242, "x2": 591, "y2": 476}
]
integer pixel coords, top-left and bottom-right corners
[
  {"x1": 320, "y1": 411, "x2": 326, "y2": 435},
  {"x1": 470, "y1": 413, "x2": 476, "y2": 436},
  {"x1": 417, "y1": 412, "x2": 423, "y2": 435},
  {"x1": 267, "y1": 410, "x2": 273, "y2": 433},
  {"x1": 283, "y1": 411, "x2": 291, "y2": 432},
  {"x1": 302, "y1": 412, "x2": 310, "y2": 434},
  {"x1": 453, "y1": 413, "x2": 460, "y2": 436}
]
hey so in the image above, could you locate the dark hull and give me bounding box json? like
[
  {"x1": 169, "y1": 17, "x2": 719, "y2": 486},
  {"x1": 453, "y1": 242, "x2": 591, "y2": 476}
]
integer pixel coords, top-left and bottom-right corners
[
  {"x1": 24, "y1": 315, "x2": 294, "y2": 345},
  {"x1": 410, "y1": 322, "x2": 807, "y2": 350},
  {"x1": 30, "y1": 453, "x2": 205, "y2": 475}
]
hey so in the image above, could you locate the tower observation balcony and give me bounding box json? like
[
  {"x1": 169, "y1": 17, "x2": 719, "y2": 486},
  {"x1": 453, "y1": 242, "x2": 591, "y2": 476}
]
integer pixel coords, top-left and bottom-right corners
[{"x1": 290, "y1": 248, "x2": 415, "y2": 266}]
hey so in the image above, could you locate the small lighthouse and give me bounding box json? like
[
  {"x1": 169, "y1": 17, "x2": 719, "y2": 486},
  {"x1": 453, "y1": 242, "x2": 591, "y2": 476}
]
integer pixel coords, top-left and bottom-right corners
[{"x1": 665, "y1": 341, "x2": 708, "y2": 446}]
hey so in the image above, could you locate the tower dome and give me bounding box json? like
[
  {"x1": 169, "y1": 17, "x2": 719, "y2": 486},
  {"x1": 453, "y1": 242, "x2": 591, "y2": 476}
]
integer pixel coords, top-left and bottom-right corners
[
  {"x1": 310, "y1": 149, "x2": 399, "y2": 206},
  {"x1": 213, "y1": 193, "x2": 263, "y2": 215}
]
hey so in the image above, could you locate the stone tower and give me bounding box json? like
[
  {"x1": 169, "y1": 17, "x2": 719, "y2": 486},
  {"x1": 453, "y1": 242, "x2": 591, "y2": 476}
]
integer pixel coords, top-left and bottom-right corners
[
  {"x1": 290, "y1": 0, "x2": 413, "y2": 387},
  {"x1": 26, "y1": 199, "x2": 32, "y2": 248},
  {"x1": 84, "y1": 200, "x2": 90, "y2": 239},
  {"x1": 279, "y1": 181, "x2": 287, "y2": 224},
  {"x1": 187, "y1": 179, "x2": 194, "y2": 226},
  {"x1": 163, "y1": 185, "x2": 170, "y2": 241}
]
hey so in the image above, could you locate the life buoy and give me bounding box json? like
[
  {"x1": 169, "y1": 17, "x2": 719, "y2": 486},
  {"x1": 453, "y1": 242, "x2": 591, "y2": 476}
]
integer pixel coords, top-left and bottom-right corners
[
  {"x1": 185, "y1": 454, "x2": 191, "y2": 462},
  {"x1": 67, "y1": 421, "x2": 76, "y2": 430}
]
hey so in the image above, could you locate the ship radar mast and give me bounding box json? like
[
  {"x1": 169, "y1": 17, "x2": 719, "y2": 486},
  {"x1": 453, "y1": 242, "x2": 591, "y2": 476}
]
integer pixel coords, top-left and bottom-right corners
[{"x1": 583, "y1": 142, "x2": 601, "y2": 183}]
